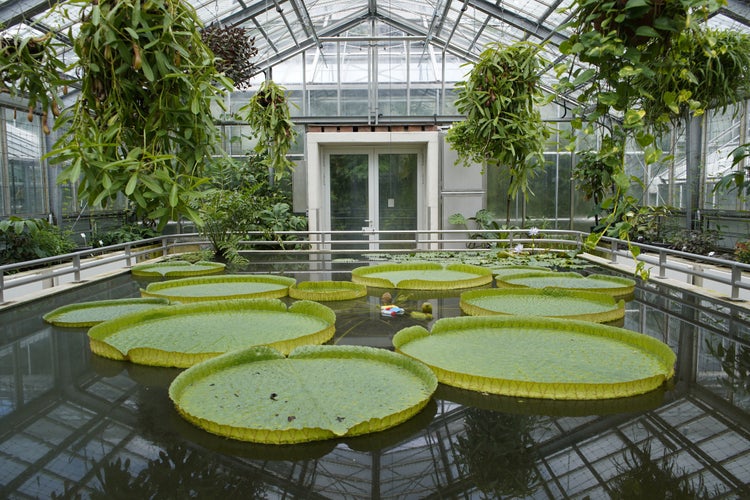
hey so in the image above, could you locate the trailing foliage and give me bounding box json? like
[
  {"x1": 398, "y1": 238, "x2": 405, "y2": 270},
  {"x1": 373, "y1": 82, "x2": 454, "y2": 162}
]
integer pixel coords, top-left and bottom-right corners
[
  {"x1": 92, "y1": 223, "x2": 158, "y2": 247},
  {"x1": 0, "y1": 33, "x2": 65, "y2": 132},
  {"x1": 447, "y1": 41, "x2": 550, "y2": 226},
  {"x1": 559, "y1": 0, "x2": 750, "y2": 277},
  {"x1": 237, "y1": 80, "x2": 298, "y2": 176},
  {"x1": 48, "y1": 0, "x2": 233, "y2": 229},
  {"x1": 0, "y1": 217, "x2": 76, "y2": 265}
]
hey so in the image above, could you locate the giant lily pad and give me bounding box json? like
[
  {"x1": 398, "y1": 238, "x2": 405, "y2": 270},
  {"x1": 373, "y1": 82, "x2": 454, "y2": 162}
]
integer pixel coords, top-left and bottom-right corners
[
  {"x1": 393, "y1": 316, "x2": 675, "y2": 400},
  {"x1": 88, "y1": 299, "x2": 335, "y2": 367},
  {"x1": 459, "y1": 288, "x2": 625, "y2": 323},
  {"x1": 141, "y1": 274, "x2": 296, "y2": 302},
  {"x1": 351, "y1": 262, "x2": 492, "y2": 290},
  {"x1": 169, "y1": 345, "x2": 438, "y2": 444},
  {"x1": 289, "y1": 281, "x2": 367, "y2": 301},
  {"x1": 131, "y1": 260, "x2": 226, "y2": 277},
  {"x1": 43, "y1": 298, "x2": 171, "y2": 327},
  {"x1": 494, "y1": 271, "x2": 635, "y2": 298}
]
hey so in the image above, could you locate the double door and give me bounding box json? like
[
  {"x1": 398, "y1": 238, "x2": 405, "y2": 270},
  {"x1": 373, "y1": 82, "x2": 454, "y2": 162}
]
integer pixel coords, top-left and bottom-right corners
[{"x1": 326, "y1": 148, "x2": 421, "y2": 250}]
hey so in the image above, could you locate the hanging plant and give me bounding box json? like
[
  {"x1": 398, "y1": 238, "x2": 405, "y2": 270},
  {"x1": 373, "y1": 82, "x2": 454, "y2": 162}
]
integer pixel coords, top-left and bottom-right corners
[
  {"x1": 237, "y1": 80, "x2": 298, "y2": 177},
  {"x1": 200, "y1": 24, "x2": 257, "y2": 89},
  {"x1": 446, "y1": 41, "x2": 550, "y2": 227},
  {"x1": 47, "y1": 0, "x2": 233, "y2": 229},
  {"x1": 0, "y1": 33, "x2": 65, "y2": 133}
]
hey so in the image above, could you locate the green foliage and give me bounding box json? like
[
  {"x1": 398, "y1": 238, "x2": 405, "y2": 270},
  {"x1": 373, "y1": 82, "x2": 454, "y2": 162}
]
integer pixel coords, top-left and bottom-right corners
[
  {"x1": 573, "y1": 134, "x2": 623, "y2": 222},
  {"x1": 735, "y1": 240, "x2": 750, "y2": 264},
  {"x1": 48, "y1": 0, "x2": 233, "y2": 229},
  {"x1": 449, "y1": 209, "x2": 514, "y2": 248},
  {"x1": 197, "y1": 156, "x2": 306, "y2": 261},
  {"x1": 92, "y1": 223, "x2": 158, "y2": 247},
  {"x1": 713, "y1": 142, "x2": 750, "y2": 199},
  {"x1": 0, "y1": 217, "x2": 76, "y2": 265},
  {"x1": 236, "y1": 80, "x2": 298, "y2": 177},
  {"x1": 0, "y1": 33, "x2": 65, "y2": 131},
  {"x1": 447, "y1": 41, "x2": 550, "y2": 225},
  {"x1": 666, "y1": 228, "x2": 720, "y2": 255}
]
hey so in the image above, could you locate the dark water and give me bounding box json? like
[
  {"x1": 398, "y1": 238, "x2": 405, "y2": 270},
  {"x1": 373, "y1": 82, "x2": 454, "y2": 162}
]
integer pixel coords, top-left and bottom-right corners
[{"x1": 1, "y1": 267, "x2": 749, "y2": 499}]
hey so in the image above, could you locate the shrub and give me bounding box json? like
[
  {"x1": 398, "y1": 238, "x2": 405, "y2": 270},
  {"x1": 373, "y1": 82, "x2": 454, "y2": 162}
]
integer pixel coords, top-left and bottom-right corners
[
  {"x1": 0, "y1": 217, "x2": 76, "y2": 265},
  {"x1": 735, "y1": 241, "x2": 750, "y2": 264}
]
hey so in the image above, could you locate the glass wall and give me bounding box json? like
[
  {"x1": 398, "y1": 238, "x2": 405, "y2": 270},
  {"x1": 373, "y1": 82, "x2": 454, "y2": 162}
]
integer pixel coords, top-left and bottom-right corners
[{"x1": 1, "y1": 108, "x2": 47, "y2": 217}]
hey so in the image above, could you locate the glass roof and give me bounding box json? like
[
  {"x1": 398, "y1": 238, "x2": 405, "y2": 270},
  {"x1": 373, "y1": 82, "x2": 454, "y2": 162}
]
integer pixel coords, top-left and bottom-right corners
[{"x1": 1, "y1": 0, "x2": 749, "y2": 93}]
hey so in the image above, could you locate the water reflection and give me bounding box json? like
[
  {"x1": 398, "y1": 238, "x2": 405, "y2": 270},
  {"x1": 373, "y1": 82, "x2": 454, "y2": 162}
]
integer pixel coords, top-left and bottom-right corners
[{"x1": 1, "y1": 271, "x2": 749, "y2": 498}]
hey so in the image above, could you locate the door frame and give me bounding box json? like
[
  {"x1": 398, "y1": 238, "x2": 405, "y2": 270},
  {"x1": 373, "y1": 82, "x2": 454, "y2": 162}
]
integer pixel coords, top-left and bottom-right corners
[
  {"x1": 306, "y1": 131, "x2": 440, "y2": 250},
  {"x1": 324, "y1": 146, "x2": 423, "y2": 250}
]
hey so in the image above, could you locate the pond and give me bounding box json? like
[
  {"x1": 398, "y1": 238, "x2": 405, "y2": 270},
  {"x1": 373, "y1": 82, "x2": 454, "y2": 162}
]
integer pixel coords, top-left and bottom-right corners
[{"x1": 1, "y1": 262, "x2": 749, "y2": 499}]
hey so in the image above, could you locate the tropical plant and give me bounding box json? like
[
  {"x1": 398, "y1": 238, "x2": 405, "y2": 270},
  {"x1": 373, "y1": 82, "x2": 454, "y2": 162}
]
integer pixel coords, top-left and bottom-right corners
[
  {"x1": 447, "y1": 41, "x2": 550, "y2": 227},
  {"x1": 200, "y1": 24, "x2": 257, "y2": 89},
  {"x1": 48, "y1": 0, "x2": 233, "y2": 229},
  {"x1": 0, "y1": 217, "x2": 76, "y2": 265},
  {"x1": 92, "y1": 223, "x2": 158, "y2": 248},
  {"x1": 237, "y1": 80, "x2": 298, "y2": 176},
  {"x1": 449, "y1": 209, "x2": 513, "y2": 248},
  {"x1": 705, "y1": 338, "x2": 750, "y2": 398},
  {"x1": 573, "y1": 134, "x2": 622, "y2": 225},
  {"x1": 0, "y1": 33, "x2": 65, "y2": 133},
  {"x1": 559, "y1": 0, "x2": 750, "y2": 278},
  {"x1": 735, "y1": 240, "x2": 750, "y2": 264},
  {"x1": 713, "y1": 141, "x2": 750, "y2": 199},
  {"x1": 667, "y1": 228, "x2": 720, "y2": 255}
]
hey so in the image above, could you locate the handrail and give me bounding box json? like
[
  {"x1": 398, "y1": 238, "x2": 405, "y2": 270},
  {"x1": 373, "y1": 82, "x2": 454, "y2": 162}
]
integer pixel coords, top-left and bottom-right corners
[{"x1": 1, "y1": 229, "x2": 748, "y2": 304}]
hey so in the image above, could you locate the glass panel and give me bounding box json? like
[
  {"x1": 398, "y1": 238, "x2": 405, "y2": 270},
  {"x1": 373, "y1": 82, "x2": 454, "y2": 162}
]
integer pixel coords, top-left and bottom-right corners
[
  {"x1": 378, "y1": 153, "x2": 417, "y2": 249},
  {"x1": 330, "y1": 153, "x2": 369, "y2": 249},
  {"x1": 6, "y1": 108, "x2": 46, "y2": 216}
]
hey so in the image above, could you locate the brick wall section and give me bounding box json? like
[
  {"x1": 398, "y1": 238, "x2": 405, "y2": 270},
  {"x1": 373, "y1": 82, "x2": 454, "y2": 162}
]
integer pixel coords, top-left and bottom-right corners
[{"x1": 307, "y1": 125, "x2": 439, "y2": 132}]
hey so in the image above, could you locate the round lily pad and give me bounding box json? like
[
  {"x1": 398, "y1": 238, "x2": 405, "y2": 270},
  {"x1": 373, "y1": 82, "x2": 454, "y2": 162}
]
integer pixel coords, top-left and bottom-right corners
[
  {"x1": 141, "y1": 274, "x2": 296, "y2": 302},
  {"x1": 43, "y1": 298, "x2": 171, "y2": 327},
  {"x1": 131, "y1": 260, "x2": 226, "y2": 277},
  {"x1": 168, "y1": 345, "x2": 438, "y2": 444},
  {"x1": 289, "y1": 281, "x2": 367, "y2": 301},
  {"x1": 490, "y1": 265, "x2": 551, "y2": 278},
  {"x1": 393, "y1": 315, "x2": 675, "y2": 400},
  {"x1": 351, "y1": 262, "x2": 493, "y2": 290},
  {"x1": 87, "y1": 299, "x2": 335, "y2": 367},
  {"x1": 459, "y1": 288, "x2": 625, "y2": 323},
  {"x1": 495, "y1": 271, "x2": 635, "y2": 298}
]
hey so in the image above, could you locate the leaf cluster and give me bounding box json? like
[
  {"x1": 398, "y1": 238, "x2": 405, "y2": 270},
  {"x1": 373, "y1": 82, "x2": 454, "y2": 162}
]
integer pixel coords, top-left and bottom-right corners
[
  {"x1": 446, "y1": 42, "x2": 550, "y2": 200},
  {"x1": 0, "y1": 33, "x2": 66, "y2": 132},
  {"x1": 201, "y1": 24, "x2": 258, "y2": 89},
  {"x1": 48, "y1": 0, "x2": 233, "y2": 229},
  {"x1": 0, "y1": 217, "x2": 76, "y2": 265},
  {"x1": 237, "y1": 80, "x2": 298, "y2": 176}
]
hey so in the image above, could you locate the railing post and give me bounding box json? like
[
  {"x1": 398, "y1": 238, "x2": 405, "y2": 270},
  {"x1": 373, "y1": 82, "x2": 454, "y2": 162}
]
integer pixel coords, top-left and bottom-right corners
[
  {"x1": 610, "y1": 240, "x2": 618, "y2": 263},
  {"x1": 162, "y1": 238, "x2": 169, "y2": 257},
  {"x1": 0, "y1": 269, "x2": 4, "y2": 304},
  {"x1": 658, "y1": 250, "x2": 667, "y2": 279},
  {"x1": 125, "y1": 244, "x2": 132, "y2": 267},
  {"x1": 73, "y1": 254, "x2": 81, "y2": 282},
  {"x1": 731, "y1": 265, "x2": 741, "y2": 301}
]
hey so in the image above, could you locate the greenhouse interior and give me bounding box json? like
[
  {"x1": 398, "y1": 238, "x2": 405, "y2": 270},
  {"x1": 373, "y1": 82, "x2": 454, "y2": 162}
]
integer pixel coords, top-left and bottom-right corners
[{"x1": 1, "y1": 0, "x2": 750, "y2": 498}]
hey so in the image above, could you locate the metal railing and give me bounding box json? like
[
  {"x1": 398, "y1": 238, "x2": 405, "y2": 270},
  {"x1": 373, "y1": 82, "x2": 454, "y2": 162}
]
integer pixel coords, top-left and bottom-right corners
[{"x1": 1, "y1": 229, "x2": 748, "y2": 304}]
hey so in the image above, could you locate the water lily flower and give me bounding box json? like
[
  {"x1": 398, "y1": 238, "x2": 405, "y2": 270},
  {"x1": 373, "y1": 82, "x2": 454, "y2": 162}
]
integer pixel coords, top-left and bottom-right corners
[
  {"x1": 513, "y1": 244, "x2": 524, "y2": 253},
  {"x1": 528, "y1": 227, "x2": 539, "y2": 237}
]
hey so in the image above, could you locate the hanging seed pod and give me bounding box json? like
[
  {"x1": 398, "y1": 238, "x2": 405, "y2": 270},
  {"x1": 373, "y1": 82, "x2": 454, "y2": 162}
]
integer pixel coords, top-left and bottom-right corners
[
  {"x1": 132, "y1": 42, "x2": 142, "y2": 70},
  {"x1": 42, "y1": 111, "x2": 50, "y2": 134},
  {"x1": 27, "y1": 105, "x2": 34, "y2": 122},
  {"x1": 51, "y1": 99, "x2": 61, "y2": 117}
]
